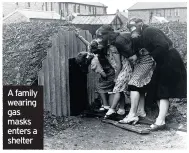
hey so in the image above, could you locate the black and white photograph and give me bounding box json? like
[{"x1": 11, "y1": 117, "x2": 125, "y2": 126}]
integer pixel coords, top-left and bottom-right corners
[{"x1": 2, "y1": 0, "x2": 187, "y2": 150}]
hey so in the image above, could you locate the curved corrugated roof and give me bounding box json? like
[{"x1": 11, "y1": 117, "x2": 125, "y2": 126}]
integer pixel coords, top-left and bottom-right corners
[
  {"x1": 72, "y1": 14, "x2": 116, "y2": 25},
  {"x1": 128, "y1": 2, "x2": 187, "y2": 10}
]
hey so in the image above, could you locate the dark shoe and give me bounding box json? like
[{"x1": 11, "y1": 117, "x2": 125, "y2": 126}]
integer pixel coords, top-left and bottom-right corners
[{"x1": 150, "y1": 124, "x2": 166, "y2": 131}]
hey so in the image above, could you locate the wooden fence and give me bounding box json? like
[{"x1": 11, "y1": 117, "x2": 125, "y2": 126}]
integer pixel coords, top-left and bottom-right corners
[{"x1": 38, "y1": 30, "x2": 97, "y2": 116}]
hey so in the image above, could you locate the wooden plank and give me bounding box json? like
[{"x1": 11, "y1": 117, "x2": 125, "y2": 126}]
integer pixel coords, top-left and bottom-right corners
[
  {"x1": 59, "y1": 32, "x2": 68, "y2": 116},
  {"x1": 43, "y1": 56, "x2": 51, "y2": 112},
  {"x1": 83, "y1": 110, "x2": 154, "y2": 125},
  {"x1": 68, "y1": 31, "x2": 74, "y2": 58},
  {"x1": 38, "y1": 69, "x2": 45, "y2": 109},
  {"x1": 80, "y1": 30, "x2": 87, "y2": 52},
  {"x1": 48, "y1": 36, "x2": 56, "y2": 116},
  {"x1": 102, "y1": 119, "x2": 151, "y2": 134},
  {"x1": 73, "y1": 29, "x2": 79, "y2": 56},
  {"x1": 54, "y1": 35, "x2": 62, "y2": 116},
  {"x1": 64, "y1": 31, "x2": 70, "y2": 116}
]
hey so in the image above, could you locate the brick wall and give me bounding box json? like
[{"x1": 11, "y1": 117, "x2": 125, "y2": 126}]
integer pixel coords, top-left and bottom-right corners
[
  {"x1": 3, "y1": 2, "x2": 107, "y2": 18},
  {"x1": 128, "y1": 8, "x2": 187, "y2": 23},
  {"x1": 128, "y1": 10, "x2": 151, "y2": 23}
]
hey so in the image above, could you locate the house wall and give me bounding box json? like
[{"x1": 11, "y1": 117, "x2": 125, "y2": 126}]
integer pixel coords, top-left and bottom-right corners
[
  {"x1": 128, "y1": 10, "x2": 151, "y2": 23},
  {"x1": 128, "y1": 8, "x2": 187, "y2": 23},
  {"x1": 59, "y1": 2, "x2": 106, "y2": 16},
  {"x1": 3, "y1": 2, "x2": 44, "y2": 17},
  {"x1": 3, "y1": 2, "x2": 107, "y2": 18},
  {"x1": 3, "y1": 12, "x2": 29, "y2": 24}
]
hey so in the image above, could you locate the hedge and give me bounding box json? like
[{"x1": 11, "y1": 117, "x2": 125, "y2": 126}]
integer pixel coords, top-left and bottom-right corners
[
  {"x1": 3, "y1": 21, "x2": 187, "y2": 85},
  {"x1": 3, "y1": 21, "x2": 77, "y2": 85},
  {"x1": 151, "y1": 21, "x2": 187, "y2": 66}
]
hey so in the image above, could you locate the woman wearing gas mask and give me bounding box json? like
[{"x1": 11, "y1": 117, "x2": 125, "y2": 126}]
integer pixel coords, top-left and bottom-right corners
[
  {"x1": 95, "y1": 25, "x2": 133, "y2": 118},
  {"x1": 95, "y1": 25, "x2": 154, "y2": 121},
  {"x1": 125, "y1": 18, "x2": 186, "y2": 131}
]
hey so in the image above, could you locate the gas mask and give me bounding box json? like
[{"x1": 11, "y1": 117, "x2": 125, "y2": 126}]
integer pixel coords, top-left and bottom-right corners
[{"x1": 127, "y1": 18, "x2": 143, "y2": 39}]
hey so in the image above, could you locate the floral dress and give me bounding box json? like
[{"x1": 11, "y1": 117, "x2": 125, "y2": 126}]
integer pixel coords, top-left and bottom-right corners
[{"x1": 106, "y1": 45, "x2": 132, "y2": 93}]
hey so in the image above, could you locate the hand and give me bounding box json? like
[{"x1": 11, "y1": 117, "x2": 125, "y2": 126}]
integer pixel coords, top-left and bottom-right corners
[
  {"x1": 128, "y1": 54, "x2": 137, "y2": 63},
  {"x1": 75, "y1": 29, "x2": 80, "y2": 37}
]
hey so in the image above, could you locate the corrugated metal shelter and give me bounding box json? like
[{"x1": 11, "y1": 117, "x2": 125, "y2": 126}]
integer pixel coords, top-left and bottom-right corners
[
  {"x1": 71, "y1": 14, "x2": 123, "y2": 36},
  {"x1": 3, "y1": 9, "x2": 65, "y2": 24},
  {"x1": 38, "y1": 30, "x2": 97, "y2": 116}
]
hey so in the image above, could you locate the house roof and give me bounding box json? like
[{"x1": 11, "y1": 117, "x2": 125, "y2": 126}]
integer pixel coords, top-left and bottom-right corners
[
  {"x1": 78, "y1": 2, "x2": 108, "y2": 7},
  {"x1": 62, "y1": 2, "x2": 107, "y2": 7},
  {"x1": 128, "y1": 2, "x2": 187, "y2": 10},
  {"x1": 72, "y1": 14, "x2": 117, "y2": 25},
  {"x1": 4, "y1": 9, "x2": 64, "y2": 20},
  {"x1": 119, "y1": 11, "x2": 128, "y2": 18},
  {"x1": 117, "y1": 12, "x2": 128, "y2": 25}
]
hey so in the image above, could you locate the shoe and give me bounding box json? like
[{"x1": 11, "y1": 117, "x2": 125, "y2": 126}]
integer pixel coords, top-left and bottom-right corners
[
  {"x1": 137, "y1": 111, "x2": 146, "y2": 118},
  {"x1": 150, "y1": 124, "x2": 166, "y2": 131},
  {"x1": 104, "y1": 108, "x2": 116, "y2": 119},
  {"x1": 119, "y1": 115, "x2": 139, "y2": 125},
  {"x1": 117, "y1": 108, "x2": 126, "y2": 115},
  {"x1": 99, "y1": 105, "x2": 110, "y2": 111}
]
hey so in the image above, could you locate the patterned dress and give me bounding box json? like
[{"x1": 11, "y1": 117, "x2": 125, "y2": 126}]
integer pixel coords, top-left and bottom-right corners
[
  {"x1": 128, "y1": 48, "x2": 156, "y2": 92},
  {"x1": 106, "y1": 45, "x2": 132, "y2": 93}
]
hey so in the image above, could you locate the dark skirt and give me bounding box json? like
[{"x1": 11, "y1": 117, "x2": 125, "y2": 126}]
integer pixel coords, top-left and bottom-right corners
[
  {"x1": 146, "y1": 48, "x2": 187, "y2": 104},
  {"x1": 96, "y1": 56, "x2": 115, "y2": 93}
]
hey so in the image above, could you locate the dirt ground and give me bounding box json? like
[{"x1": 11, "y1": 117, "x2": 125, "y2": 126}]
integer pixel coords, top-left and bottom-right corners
[{"x1": 44, "y1": 116, "x2": 187, "y2": 150}]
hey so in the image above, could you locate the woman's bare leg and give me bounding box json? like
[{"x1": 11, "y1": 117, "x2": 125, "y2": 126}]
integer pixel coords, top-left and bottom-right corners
[
  {"x1": 137, "y1": 93, "x2": 146, "y2": 117},
  {"x1": 154, "y1": 99, "x2": 169, "y2": 125},
  {"x1": 128, "y1": 91, "x2": 140, "y2": 116}
]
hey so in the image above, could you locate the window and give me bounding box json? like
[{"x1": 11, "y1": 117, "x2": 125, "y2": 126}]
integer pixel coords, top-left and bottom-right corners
[
  {"x1": 167, "y1": 9, "x2": 172, "y2": 16},
  {"x1": 16, "y1": 2, "x2": 18, "y2": 6},
  {"x1": 156, "y1": 9, "x2": 162, "y2": 16},
  {"x1": 45, "y1": 2, "x2": 48, "y2": 11},
  {"x1": 174, "y1": 9, "x2": 180, "y2": 16},
  {"x1": 93, "y1": 7, "x2": 95, "y2": 14},
  {"x1": 77, "y1": 5, "x2": 80, "y2": 13},
  {"x1": 27, "y1": 2, "x2": 30, "y2": 8},
  {"x1": 103, "y1": 8, "x2": 107, "y2": 14},
  {"x1": 89, "y1": 6, "x2": 91, "y2": 13},
  {"x1": 51, "y1": 2, "x2": 53, "y2": 11},
  {"x1": 74, "y1": 4, "x2": 76, "y2": 13}
]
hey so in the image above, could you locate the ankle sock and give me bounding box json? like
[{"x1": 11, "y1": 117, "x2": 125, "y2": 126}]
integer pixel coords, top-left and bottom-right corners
[
  {"x1": 117, "y1": 108, "x2": 125, "y2": 115},
  {"x1": 104, "y1": 106, "x2": 110, "y2": 110},
  {"x1": 106, "y1": 108, "x2": 115, "y2": 115}
]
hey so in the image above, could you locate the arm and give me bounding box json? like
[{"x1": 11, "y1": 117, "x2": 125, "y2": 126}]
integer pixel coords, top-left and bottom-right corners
[
  {"x1": 75, "y1": 30, "x2": 90, "y2": 47},
  {"x1": 143, "y1": 28, "x2": 170, "y2": 65},
  {"x1": 91, "y1": 55, "x2": 106, "y2": 77},
  {"x1": 110, "y1": 46, "x2": 122, "y2": 80}
]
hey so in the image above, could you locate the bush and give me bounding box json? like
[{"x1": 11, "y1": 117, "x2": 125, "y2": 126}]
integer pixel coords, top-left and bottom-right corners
[
  {"x1": 151, "y1": 21, "x2": 187, "y2": 66},
  {"x1": 3, "y1": 21, "x2": 77, "y2": 85},
  {"x1": 120, "y1": 21, "x2": 187, "y2": 66}
]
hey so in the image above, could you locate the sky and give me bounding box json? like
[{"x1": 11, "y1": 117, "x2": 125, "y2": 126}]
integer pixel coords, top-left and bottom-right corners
[
  {"x1": 67, "y1": 0, "x2": 188, "y2": 14},
  {"x1": 3, "y1": 0, "x2": 188, "y2": 14}
]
